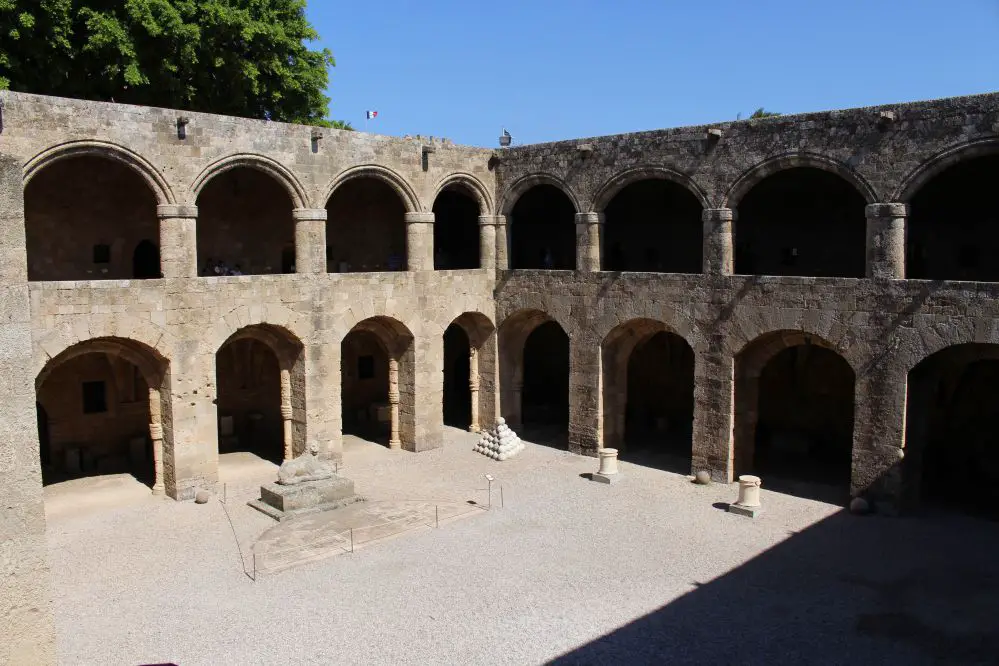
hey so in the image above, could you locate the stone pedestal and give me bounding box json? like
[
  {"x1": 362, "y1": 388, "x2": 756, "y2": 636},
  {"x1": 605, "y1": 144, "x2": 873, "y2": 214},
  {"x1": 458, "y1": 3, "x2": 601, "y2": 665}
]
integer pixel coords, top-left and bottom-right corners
[
  {"x1": 592, "y1": 447, "x2": 622, "y2": 484},
  {"x1": 729, "y1": 474, "x2": 763, "y2": 518},
  {"x1": 248, "y1": 477, "x2": 362, "y2": 522}
]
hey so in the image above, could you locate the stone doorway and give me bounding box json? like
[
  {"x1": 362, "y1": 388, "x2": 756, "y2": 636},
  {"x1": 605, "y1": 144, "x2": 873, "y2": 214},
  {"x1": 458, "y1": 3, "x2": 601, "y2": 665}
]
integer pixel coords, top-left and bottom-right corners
[
  {"x1": 905, "y1": 344, "x2": 999, "y2": 516},
  {"x1": 443, "y1": 324, "x2": 472, "y2": 429},
  {"x1": 734, "y1": 332, "x2": 854, "y2": 501}
]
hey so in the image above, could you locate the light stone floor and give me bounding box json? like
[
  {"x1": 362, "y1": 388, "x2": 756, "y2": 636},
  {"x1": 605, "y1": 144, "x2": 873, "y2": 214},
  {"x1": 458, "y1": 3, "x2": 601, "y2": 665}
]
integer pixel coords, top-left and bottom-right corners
[{"x1": 44, "y1": 429, "x2": 999, "y2": 665}]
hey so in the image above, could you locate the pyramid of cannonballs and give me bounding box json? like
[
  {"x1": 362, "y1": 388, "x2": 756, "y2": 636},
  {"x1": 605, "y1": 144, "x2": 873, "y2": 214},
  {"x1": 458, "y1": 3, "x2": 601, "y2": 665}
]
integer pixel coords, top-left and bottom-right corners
[{"x1": 473, "y1": 417, "x2": 524, "y2": 461}]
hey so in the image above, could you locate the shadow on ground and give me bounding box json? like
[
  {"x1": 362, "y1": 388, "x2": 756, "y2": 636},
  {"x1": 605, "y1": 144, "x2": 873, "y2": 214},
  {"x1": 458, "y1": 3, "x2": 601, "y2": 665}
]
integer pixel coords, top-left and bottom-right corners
[{"x1": 550, "y1": 509, "x2": 999, "y2": 665}]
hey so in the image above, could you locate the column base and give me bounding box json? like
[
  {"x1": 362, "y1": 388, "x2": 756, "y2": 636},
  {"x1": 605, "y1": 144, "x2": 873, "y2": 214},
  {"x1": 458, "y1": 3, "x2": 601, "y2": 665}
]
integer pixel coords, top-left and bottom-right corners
[{"x1": 389, "y1": 440, "x2": 402, "y2": 450}]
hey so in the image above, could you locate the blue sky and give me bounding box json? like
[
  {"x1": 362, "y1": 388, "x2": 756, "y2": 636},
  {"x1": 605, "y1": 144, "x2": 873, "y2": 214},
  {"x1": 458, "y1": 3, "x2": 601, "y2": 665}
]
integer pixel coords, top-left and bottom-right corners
[{"x1": 306, "y1": 0, "x2": 999, "y2": 147}]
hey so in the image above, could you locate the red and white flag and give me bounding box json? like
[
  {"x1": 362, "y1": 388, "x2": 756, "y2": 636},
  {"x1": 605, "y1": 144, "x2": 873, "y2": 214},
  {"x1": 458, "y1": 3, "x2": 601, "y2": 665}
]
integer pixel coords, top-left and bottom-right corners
[{"x1": 366, "y1": 111, "x2": 378, "y2": 120}]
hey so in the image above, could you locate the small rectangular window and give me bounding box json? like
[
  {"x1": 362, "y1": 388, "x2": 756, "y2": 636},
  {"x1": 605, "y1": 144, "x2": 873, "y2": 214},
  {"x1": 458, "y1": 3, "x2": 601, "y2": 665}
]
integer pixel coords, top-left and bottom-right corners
[
  {"x1": 93, "y1": 244, "x2": 111, "y2": 264},
  {"x1": 358, "y1": 355, "x2": 375, "y2": 380},
  {"x1": 82, "y1": 381, "x2": 108, "y2": 414}
]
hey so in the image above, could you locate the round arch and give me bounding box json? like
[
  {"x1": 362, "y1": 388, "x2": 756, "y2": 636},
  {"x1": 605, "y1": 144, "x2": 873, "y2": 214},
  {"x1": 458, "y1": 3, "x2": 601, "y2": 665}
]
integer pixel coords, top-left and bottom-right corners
[
  {"x1": 217, "y1": 323, "x2": 304, "y2": 370},
  {"x1": 499, "y1": 173, "x2": 581, "y2": 217},
  {"x1": 723, "y1": 152, "x2": 878, "y2": 209},
  {"x1": 37, "y1": 336, "x2": 167, "y2": 392},
  {"x1": 894, "y1": 138, "x2": 999, "y2": 203},
  {"x1": 433, "y1": 172, "x2": 493, "y2": 216},
  {"x1": 191, "y1": 153, "x2": 309, "y2": 209},
  {"x1": 323, "y1": 165, "x2": 421, "y2": 213},
  {"x1": 24, "y1": 140, "x2": 176, "y2": 206},
  {"x1": 444, "y1": 311, "x2": 498, "y2": 432},
  {"x1": 592, "y1": 166, "x2": 710, "y2": 212}
]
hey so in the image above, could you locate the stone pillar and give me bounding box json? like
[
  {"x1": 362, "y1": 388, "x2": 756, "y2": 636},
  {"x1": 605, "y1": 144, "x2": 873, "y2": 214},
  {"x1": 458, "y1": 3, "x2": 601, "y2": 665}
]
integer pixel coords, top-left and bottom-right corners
[
  {"x1": 293, "y1": 208, "x2": 328, "y2": 274},
  {"x1": 494, "y1": 215, "x2": 510, "y2": 270},
  {"x1": 865, "y1": 203, "x2": 907, "y2": 279},
  {"x1": 405, "y1": 212, "x2": 434, "y2": 271},
  {"x1": 575, "y1": 212, "x2": 604, "y2": 272},
  {"x1": 280, "y1": 368, "x2": 293, "y2": 461},
  {"x1": 478, "y1": 215, "x2": 499, "y2": 271},
  {"x1": 0, "y1": 154, "x2": 57, "y2": 664},
  {"x1": 148, "y1": 387, "x2": 165, "y2": 495},
  {"x1": 851, "y1": 358, "x2": 907, "y2": 511},
  {"x1": 702, "y1": 208, "x2": 735, "y2": 275},
  {"x1": 691, "y1": 342, "x2": 735, "y2": 482},
  {"x1": 569, "y1": 333, "x2": 601, "y2": 455},
  {"x1": 388, "y1": 356, "x2": 402, "y2": 449},
  {"x1": 469, "y1": 346, "x2": 481, "y2": 433},
  {"x1": 157, "y1": 204, "x2": 198, "y2": 279}
]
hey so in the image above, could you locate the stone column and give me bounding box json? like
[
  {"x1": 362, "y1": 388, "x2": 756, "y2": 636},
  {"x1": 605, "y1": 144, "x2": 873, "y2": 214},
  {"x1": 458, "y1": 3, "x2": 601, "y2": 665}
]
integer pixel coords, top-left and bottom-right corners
[
  {"x1": 702, "y1": 208, "x2": 735, "y2": 275},
  {"x1": 575, "y1": 212, "x2": 604, "y2": 272},
  {"x1": 851, "y1": 358, "x2": 907, "y2": 512},
  {"x1": 405, "y1": 212, "x2": 435, "y2": 271},
  {"x1": 691, "y1": 342, "x2": 735, "y2": 482},
  {"x1": 469, "y1": 346, "x2": 481, "y2": 433},
  {"x1": 148, "y1": 387, "x2": 165, "y2": 495},
  {"x1": 388, "y1": 356, "x2": 402, "y2": 449},
  {"x1": 494, "y1": 215, "x2": 510, "y2": 270},
  {"x1": 568, "y1": 333, "x2": 601, "y2": 456},
  {"x1": 292, "y1": 208, "x2": 328, "y2": 274},
  {"x1": 477, "y1": 215, "x2": 499, "y2": 271},
  {"x1": 280, "y1": 368, "x2": 293, "y2": 461},
  {"x1": 865, "y1": 203, "x2": 907, "y2": 279},
  {"x1": 157, "y1": 204, "x2": 198, "y2": 279}
]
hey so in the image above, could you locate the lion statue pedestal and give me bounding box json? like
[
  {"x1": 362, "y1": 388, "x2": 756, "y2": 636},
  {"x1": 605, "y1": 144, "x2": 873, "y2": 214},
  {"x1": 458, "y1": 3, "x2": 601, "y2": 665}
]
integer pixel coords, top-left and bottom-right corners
[{"x1": 248, "y1": 443, "x2": 362, "y2": 521}]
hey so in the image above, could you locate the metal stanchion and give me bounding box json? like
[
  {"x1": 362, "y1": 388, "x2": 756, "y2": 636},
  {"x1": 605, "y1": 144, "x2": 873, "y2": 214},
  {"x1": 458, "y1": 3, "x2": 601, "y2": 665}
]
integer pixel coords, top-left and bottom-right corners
[
  {"x1": 501, "y1": 485, "x2": 504, "y2": 508},
  {"x1": 435, "y1": 505, "x2": 439, "y2": 528},
  {"x1": 253, "y1": 552, "x2": 257, "y2": 581},
  {"x1": 350, "y1": 528, "x2": 354, "y2": 553}
]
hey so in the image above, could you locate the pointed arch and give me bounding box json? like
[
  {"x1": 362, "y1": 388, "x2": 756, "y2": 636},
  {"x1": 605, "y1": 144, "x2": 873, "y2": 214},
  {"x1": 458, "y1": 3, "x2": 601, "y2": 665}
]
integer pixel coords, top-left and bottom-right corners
[
  {"x1": 434, "y1": 172, "x2": 493, "y2": 216},
  {"x1": 323, "y1": 165, "x2": 421, "y2": 213},
  {"x1": 499, "y1": 173, "x2": 581, "y2": 216},
  {"x1": 592, "y1": 166, "x2": 710, "y2": 212},
  {"x1": 191, "y1": 153, "x2": 309, "y2": 209},
  {"x1": 894, "y1": 137, "x2": 999, "y2": 202},
  {"x1": 723, "y1": 152, "x2": 878, "y2": 209}
]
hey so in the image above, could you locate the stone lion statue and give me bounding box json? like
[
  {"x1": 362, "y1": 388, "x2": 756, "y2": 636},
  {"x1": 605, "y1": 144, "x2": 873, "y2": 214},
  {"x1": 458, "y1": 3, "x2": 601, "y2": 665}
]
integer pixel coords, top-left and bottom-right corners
[{"x1": 276, "y1": 442, "x2": 334, "y2": 485}]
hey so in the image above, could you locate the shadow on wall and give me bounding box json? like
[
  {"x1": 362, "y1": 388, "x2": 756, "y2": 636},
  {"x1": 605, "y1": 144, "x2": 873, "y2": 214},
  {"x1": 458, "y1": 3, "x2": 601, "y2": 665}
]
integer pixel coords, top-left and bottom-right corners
[{"x1": 548, "y1": 486, "x2": 999, "y2": 665}]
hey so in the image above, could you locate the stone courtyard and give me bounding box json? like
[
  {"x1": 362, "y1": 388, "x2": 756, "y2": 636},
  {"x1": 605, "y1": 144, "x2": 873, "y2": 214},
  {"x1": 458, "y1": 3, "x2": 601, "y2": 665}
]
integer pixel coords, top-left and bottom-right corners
[{"x1": 44, "y1": 429, "x2": 999, "y2": 665}]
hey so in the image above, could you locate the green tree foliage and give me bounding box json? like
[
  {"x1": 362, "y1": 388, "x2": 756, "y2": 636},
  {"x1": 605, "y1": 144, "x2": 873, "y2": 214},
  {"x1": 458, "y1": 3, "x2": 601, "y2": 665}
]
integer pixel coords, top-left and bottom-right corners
[
  {"x1": 0, "y1": 0, "x2": 346, "y2": 126},
  {"x1": 750, "y1": 107, "x2": 781, "y2": 119}
]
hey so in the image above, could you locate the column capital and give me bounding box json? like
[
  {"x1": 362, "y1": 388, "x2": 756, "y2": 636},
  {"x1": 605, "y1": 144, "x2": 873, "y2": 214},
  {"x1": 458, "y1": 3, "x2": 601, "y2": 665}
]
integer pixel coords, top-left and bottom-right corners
[
  {"x1": 157, "y1": 204, "x2": 198, "y2": 219},
  {"x1": 574, "y1": 212, "x2": 605, "y2": 225},
  {"x1": 702, "y1": 208, "x2": 736, "y2": 223},
  {"x1": 478, "y1": 214, "x2": 507, "y2": 227},
  {"x1": 404, "y1": 211, "x2": 435, "y2": 225},
  {"x1": 292, "y1": 208, "x2": 328, "y2": 222},
  {"x1": 865, "y1": 203, "x2": 909, "y2": 219}
]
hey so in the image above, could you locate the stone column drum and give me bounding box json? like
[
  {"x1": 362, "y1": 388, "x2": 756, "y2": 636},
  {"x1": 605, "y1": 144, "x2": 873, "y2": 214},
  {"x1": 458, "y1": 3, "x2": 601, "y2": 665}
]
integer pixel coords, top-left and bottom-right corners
[
  {"x1": 157, "y1": 204, "x2": 198, "y2": 278},
  {"x1": 598, "y1": 448, "x2": 619, "y2": 475},
  {"x1": 469, "y1": 346, "x2": 481, "y2": 433},
  {"x1": 405, "y1": 212, "x2": 435, "y2": 271},
  {"x1": 702, "y1": 208, "x2": 735, "y2": 276},
  {"x1": 292, "y1": 208, "x2": 328, "y2": 274},
  {"x1": 575, "y1": 212, "x2": 604, "y2": 272},
  {"x1": 478, "y1": 215, "x2": 499, "y2": 272},
  {"x1": 865, "y1": 203, "x2": 907, "y2": 279},
  {"x1": 388, "y1": 356, "x2": 402, "y2": 449}
]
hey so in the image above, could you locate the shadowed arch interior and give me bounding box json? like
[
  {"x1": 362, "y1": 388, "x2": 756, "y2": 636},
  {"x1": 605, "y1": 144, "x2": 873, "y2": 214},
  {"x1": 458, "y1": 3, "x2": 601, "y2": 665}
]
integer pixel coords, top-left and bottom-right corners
[
  {"x1": 907, "y1": 155, "x2": 999, "y2": 281},
  {"x1": 433, "y1": 185, "x2": 481, "y2": 269},
  {"x1": 24, "y1": 155, "x2": 160, "y2": 281},
  {"x1": 734, "y1": 332, "x2": 855, "y2": 501},
  {"x1": 509, "y1": 184, "x2": 576, "y2": 269},
  {"x1": 326, "y1": 178, "x2": 407, "y2": 273},
  {"x1": 905, "y1": 343, "x2": 999, "y2": 516},
  {"x1": 734, "y1": 167, "x2": 866, "y2": 278},
  {"x1": 602, "y1": 179, "x2": 703, "y2": 273},
  {"x1": 197, "y1": 167, "x2": 295, "y2": 276}
]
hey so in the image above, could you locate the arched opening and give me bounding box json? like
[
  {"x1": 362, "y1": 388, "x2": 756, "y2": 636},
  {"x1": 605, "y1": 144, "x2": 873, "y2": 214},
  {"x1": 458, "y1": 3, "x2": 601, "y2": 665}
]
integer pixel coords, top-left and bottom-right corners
[
  {"x1": 341, "y1": 317, "x2": 415, "y2": 449},
  {"x1": 734, "y1": 168, "x2": 866, "y2": 277},
  {"x1": 905, "y1": 344, "x2": 999, "y2": 516},
  {"x1": 443, "y1": 324, "x2": 472, "y2": 428},
  {"x1": 197, "y1": 167, "x2": 295, "y2": 276},
  {"x1": 433, "y1": 186, "x2": 481, "y2": 269},
  {"x1": 734, "y1": 333, "x2": 855, "y2": 501},
  {"x1": 24, "y1": 155, "x2": 160, "y2": 281},
  {"x1": 907, "y1": 155, "x2": 999, "y2": 281},
  {"x1": 509, "y1": 184, "x2": 576, "y2": 269},
  {"x1": 132, "y1": 239, "x2": 160, "y2": 279},
  {"x1": 602, "y1": 320, "x2": 694, "y2": 473},
  {"x1": 326, "y1": 178, "x2": 407, "y2": 273},
  {"x1": 215, "y1": 325, "x2": 305, "y2": 466},
  {"x1": 35, "y1": 338, "x2": 170, "y2": 492},
  {"x1": 602, "y1": 180, "x2": 703, "y2": 273}
]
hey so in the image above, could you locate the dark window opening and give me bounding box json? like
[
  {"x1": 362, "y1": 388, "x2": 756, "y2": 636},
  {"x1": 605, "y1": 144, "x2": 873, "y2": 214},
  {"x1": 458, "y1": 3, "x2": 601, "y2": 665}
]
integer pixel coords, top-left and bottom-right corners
[
  {"x1": 358, "y1": 355, "x2": 375, "y2": 380},
  {"x1": 433, "y1": 188, "x2": 481, "y2": 270},
  {"x1": 93, "y1": 244, "x2": 111, "y2": 264},
  {"x1": 82, "y1": 381, "x2": 108, "y2": 414},
  {"x1": 510, "y1": 185, "x2": 576, "y2": 270}
]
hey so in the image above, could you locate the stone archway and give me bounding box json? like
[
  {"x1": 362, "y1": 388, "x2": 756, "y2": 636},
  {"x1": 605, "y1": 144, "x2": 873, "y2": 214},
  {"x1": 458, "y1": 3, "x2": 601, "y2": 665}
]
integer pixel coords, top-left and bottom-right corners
[
  {"x1": 341, "y1": 317, "x2": 416, "y2": 449},
  {"x1": 433, "y1": 185, "x2": 481, "y2": 269},
  {"x1": 326, "y1": 177, "x2": 408, "y2": 273},
  {"x1": 602, "y1": 319, "x2": 694, "y2": 472},
  {"x1": 905, "y1": 343, "x2": 999, "y2": 516},
  {"x1": 734, "y1": 331, "x2": 855, "y2": 500},
  {"x1": 215, "y1": 325, "x2": 305, "y2": 464},
  {"x1": 443, "y1": 312, "x2": 497, "y2": 432},
  {"x1": 35, "y1": 337, "x2": 172, "y2": 495},
  {"x1": 508, "y1": 185, "x2": 577, "y2": 270}
]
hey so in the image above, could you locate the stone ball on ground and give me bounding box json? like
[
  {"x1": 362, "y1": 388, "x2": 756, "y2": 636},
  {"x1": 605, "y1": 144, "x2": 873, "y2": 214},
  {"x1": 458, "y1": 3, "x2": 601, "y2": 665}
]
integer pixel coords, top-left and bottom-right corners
[
  {"x1": 849, "y1": 496, "x2": 870, "y2": 515},
  {"x1": 195, "y1": 489, "x2": 212, "y2": 504},
  {"x1": 694, "y1": 470, "x2": 712, "y2": 485}
]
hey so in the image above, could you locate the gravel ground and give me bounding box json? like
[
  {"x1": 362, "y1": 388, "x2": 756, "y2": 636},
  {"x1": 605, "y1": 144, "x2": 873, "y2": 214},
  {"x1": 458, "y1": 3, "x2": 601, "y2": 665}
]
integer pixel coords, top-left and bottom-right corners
[{"x1": 46, "y1": 429, "x2": 999, "y2": 665}]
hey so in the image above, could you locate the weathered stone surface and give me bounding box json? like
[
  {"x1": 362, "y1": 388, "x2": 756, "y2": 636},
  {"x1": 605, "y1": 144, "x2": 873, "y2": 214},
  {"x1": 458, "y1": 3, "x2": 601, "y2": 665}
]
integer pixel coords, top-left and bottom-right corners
[
  {"x1": 250, "y1": 476, "x2": 361, "y2": 521},
  {"x1": 194, "y1": 489, "x2": 211, "y2": 504}
]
